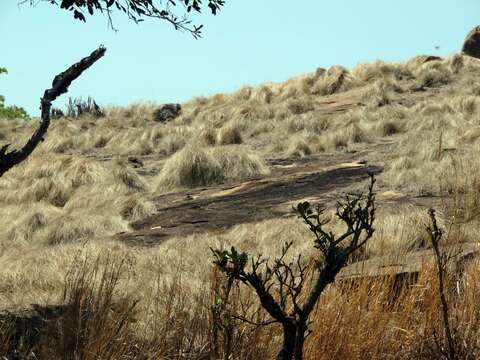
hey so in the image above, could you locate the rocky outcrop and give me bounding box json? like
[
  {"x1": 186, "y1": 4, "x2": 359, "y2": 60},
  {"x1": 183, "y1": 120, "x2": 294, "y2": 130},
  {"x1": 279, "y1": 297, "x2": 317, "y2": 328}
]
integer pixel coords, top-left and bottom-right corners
[
  {"x1": 462, "y1": 26, "x2": 480, "y2": 58},
  {"x1": 153, "y1": 103, "x2": 181, "y2": 122}
]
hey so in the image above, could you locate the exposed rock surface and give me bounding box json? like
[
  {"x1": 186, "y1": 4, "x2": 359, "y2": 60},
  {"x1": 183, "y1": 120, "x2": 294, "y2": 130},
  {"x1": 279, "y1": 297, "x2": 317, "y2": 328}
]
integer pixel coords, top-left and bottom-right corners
[
  {"x1": 116, "y1": 159, "x2": 383, "y2": 246},
  {"x1": 462, "y1": 26, "x2": 480, "y2": 58},
  {"x1": 153, "y1": 103, "x2": 181, "y2": 122},
  {"x1": 110, "y1": 85, "x2": 448, "y2": 247}
]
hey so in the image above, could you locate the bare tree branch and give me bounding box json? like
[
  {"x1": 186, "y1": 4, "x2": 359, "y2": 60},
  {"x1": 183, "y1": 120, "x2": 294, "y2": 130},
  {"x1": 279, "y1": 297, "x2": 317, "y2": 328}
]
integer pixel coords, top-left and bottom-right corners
[{"x1": 0, "y1": 45, "x2": 106, "y2": 178}]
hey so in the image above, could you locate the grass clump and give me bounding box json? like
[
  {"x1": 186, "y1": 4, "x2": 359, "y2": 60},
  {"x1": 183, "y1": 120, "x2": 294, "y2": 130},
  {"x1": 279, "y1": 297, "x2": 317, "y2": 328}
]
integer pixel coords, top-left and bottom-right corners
[
  {"x1": 413, "y1": 61, "x2": 452, "y2": 89},
  {"x1": 362, "y1": 78, "x2": 399, "y2": 108},
  {"x1": 375, "y1": 119, "x2": 405, "y2": 137},
  {"x1": 213, "y1": 145, "x2": 270, "y2": 181},
  {"x1": 155, "y1": 146, "x2": 224, "y2": 189},
  {"x1": 286, "y1": 136, "x2": 313, "y2": 158},
  {"x1": 217, "y1": 122, "x2": 243, "y2": 145},
  {"x1": 155, "y1": 145, "x2": 269, "y2": 191},
  {"x1": 311, "y1": 65, "x2": 348, "y2": 95}
]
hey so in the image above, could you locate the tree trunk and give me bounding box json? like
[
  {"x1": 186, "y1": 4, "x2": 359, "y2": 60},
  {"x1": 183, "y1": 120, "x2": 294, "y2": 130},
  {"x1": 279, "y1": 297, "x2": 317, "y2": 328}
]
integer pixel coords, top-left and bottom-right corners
[
  {"x1": 294, "y1": 318, "x2": 307, "y2": 360},
  {"x1": 277, "y1": 321, "x2": 296, "y2": 360}
]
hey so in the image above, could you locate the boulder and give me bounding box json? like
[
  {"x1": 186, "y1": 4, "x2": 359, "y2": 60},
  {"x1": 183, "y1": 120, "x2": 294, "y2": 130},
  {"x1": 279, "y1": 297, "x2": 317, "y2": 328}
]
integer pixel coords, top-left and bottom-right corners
[
  {"x1": 153, "y1": 103, "x2": 181, "y2": 123},
  {"x1": 462, "y1": 26, "x2": 480, "y2": 58}
]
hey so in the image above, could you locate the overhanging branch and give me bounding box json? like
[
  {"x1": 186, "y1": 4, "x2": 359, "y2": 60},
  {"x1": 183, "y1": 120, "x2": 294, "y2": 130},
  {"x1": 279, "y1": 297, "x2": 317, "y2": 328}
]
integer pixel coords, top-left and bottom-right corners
[{"x1": 0, "y1": 45, "x2": 106, "y2": 177}]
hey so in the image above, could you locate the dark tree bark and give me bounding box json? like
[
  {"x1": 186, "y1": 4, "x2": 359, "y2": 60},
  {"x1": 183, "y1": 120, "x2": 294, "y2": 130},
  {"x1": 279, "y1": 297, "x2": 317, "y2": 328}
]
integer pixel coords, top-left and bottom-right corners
[{"x1": 0, "y1": 45, "x2": 106, "y2": 178}]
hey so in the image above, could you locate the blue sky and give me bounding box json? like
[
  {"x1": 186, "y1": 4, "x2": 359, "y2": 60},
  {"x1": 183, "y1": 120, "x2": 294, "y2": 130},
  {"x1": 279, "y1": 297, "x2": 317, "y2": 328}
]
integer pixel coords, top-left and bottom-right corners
[{"x1": 1, "y1": 1, "x2": 479, "y2": 116}]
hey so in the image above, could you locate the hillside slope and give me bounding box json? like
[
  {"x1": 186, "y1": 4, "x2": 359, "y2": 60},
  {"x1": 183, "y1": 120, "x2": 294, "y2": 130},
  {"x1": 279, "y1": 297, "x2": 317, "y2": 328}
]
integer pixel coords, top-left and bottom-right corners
[{"x1": 0, "y1": 53, "x2": 480, "y2": 358}]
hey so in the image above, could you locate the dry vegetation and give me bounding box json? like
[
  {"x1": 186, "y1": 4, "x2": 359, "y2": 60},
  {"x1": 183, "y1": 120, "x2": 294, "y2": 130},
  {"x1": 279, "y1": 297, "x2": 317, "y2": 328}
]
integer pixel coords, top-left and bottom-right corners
[{"x1": 1, "y1": 53, "x2": 480, "y2": 358}]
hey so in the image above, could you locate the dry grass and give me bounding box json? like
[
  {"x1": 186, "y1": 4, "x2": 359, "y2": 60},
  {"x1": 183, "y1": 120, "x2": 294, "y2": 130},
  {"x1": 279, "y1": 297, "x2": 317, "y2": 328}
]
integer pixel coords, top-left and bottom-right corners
[
  {"x1": 0, "y1": 154, "x2": 154, "y2": 248},
  {"x1": 1, "y1": 215, "x2": 479, "y2": 359},
  {"x1": 217, "y1": 121, "x2": 243, "y2": 145},
  {"x1": 304, "y1": 262, "x2": 480, "y2": 359},
  {"x1": 0, "y1": 53, "x2": 480, "y2": 358},
  {"x1": 155, "y1": 145, "x2": 269, "y2": 191}
]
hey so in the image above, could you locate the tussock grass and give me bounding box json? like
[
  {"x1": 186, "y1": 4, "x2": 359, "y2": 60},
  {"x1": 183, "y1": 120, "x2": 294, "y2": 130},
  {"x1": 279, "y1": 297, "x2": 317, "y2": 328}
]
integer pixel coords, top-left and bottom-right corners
[
  {"x1": 412, "y1": 60, "x2": 453, "y2": 89},
  {"x1": 1, "y1": 54, "x2": 475, "y2": 251},
  {"x1": 286, "y1": 136, "x2": 313, "y2": 158},
  {"x1": 308, "y1": 65, "x2": 348, "y2": 96},
  {"x1": 375, "y1": 119, "x2": 404, "y2": 136},
  {"x1": 350, "y1": 60, "x2": 413, "y2": 84},
  {"x1": 217, "y1": 121, "x2": 243, "y2": 145},
  {"x1": 0, "y1": 153, "x2": 154, "y2": 247},
  {"x1": 155, "y1": 145, "x2": 269, "y2": 191},
  {"x1": 197, "y1": 123, "x2": 218, "y2": 146},
  {"x1": 365, "y1": 204, "x2": 435, "y2": 256},
  {"x1": 361, "y1": 78, "x2": 399, "y2": 108},
  {"x1": 155, "y1": 145, "x2": 224, "y2": 189},
  {"x1": 314, "y1": 121, "x2": 369, "y2": 151}
]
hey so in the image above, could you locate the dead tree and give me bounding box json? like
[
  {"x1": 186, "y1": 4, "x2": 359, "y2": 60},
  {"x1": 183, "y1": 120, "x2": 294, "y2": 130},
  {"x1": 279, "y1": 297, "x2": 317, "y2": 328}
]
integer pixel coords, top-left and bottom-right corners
[
  {"x1": 212, "y1": 174, "x2": 376, "y2": 360},
  {"x1": 0, "y1": 46, "x2": 106, "y2": 178}
]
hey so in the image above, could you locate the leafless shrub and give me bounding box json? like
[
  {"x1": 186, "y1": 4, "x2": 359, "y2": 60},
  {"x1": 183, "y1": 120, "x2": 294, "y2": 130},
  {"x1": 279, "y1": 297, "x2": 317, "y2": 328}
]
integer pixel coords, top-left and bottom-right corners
[{"x1": 212, "y1": 174, "x2": 376, "y2": 360}]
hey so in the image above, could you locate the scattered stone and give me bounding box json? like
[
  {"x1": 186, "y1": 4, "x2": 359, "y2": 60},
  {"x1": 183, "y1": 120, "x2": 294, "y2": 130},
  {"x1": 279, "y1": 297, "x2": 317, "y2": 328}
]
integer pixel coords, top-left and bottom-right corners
[
  {"x1": 462, "y1": 26, "x2": 480, "y2": 58},
  {"x1": 153, "y1": 103, "x2": 182, "y2": 123}
]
